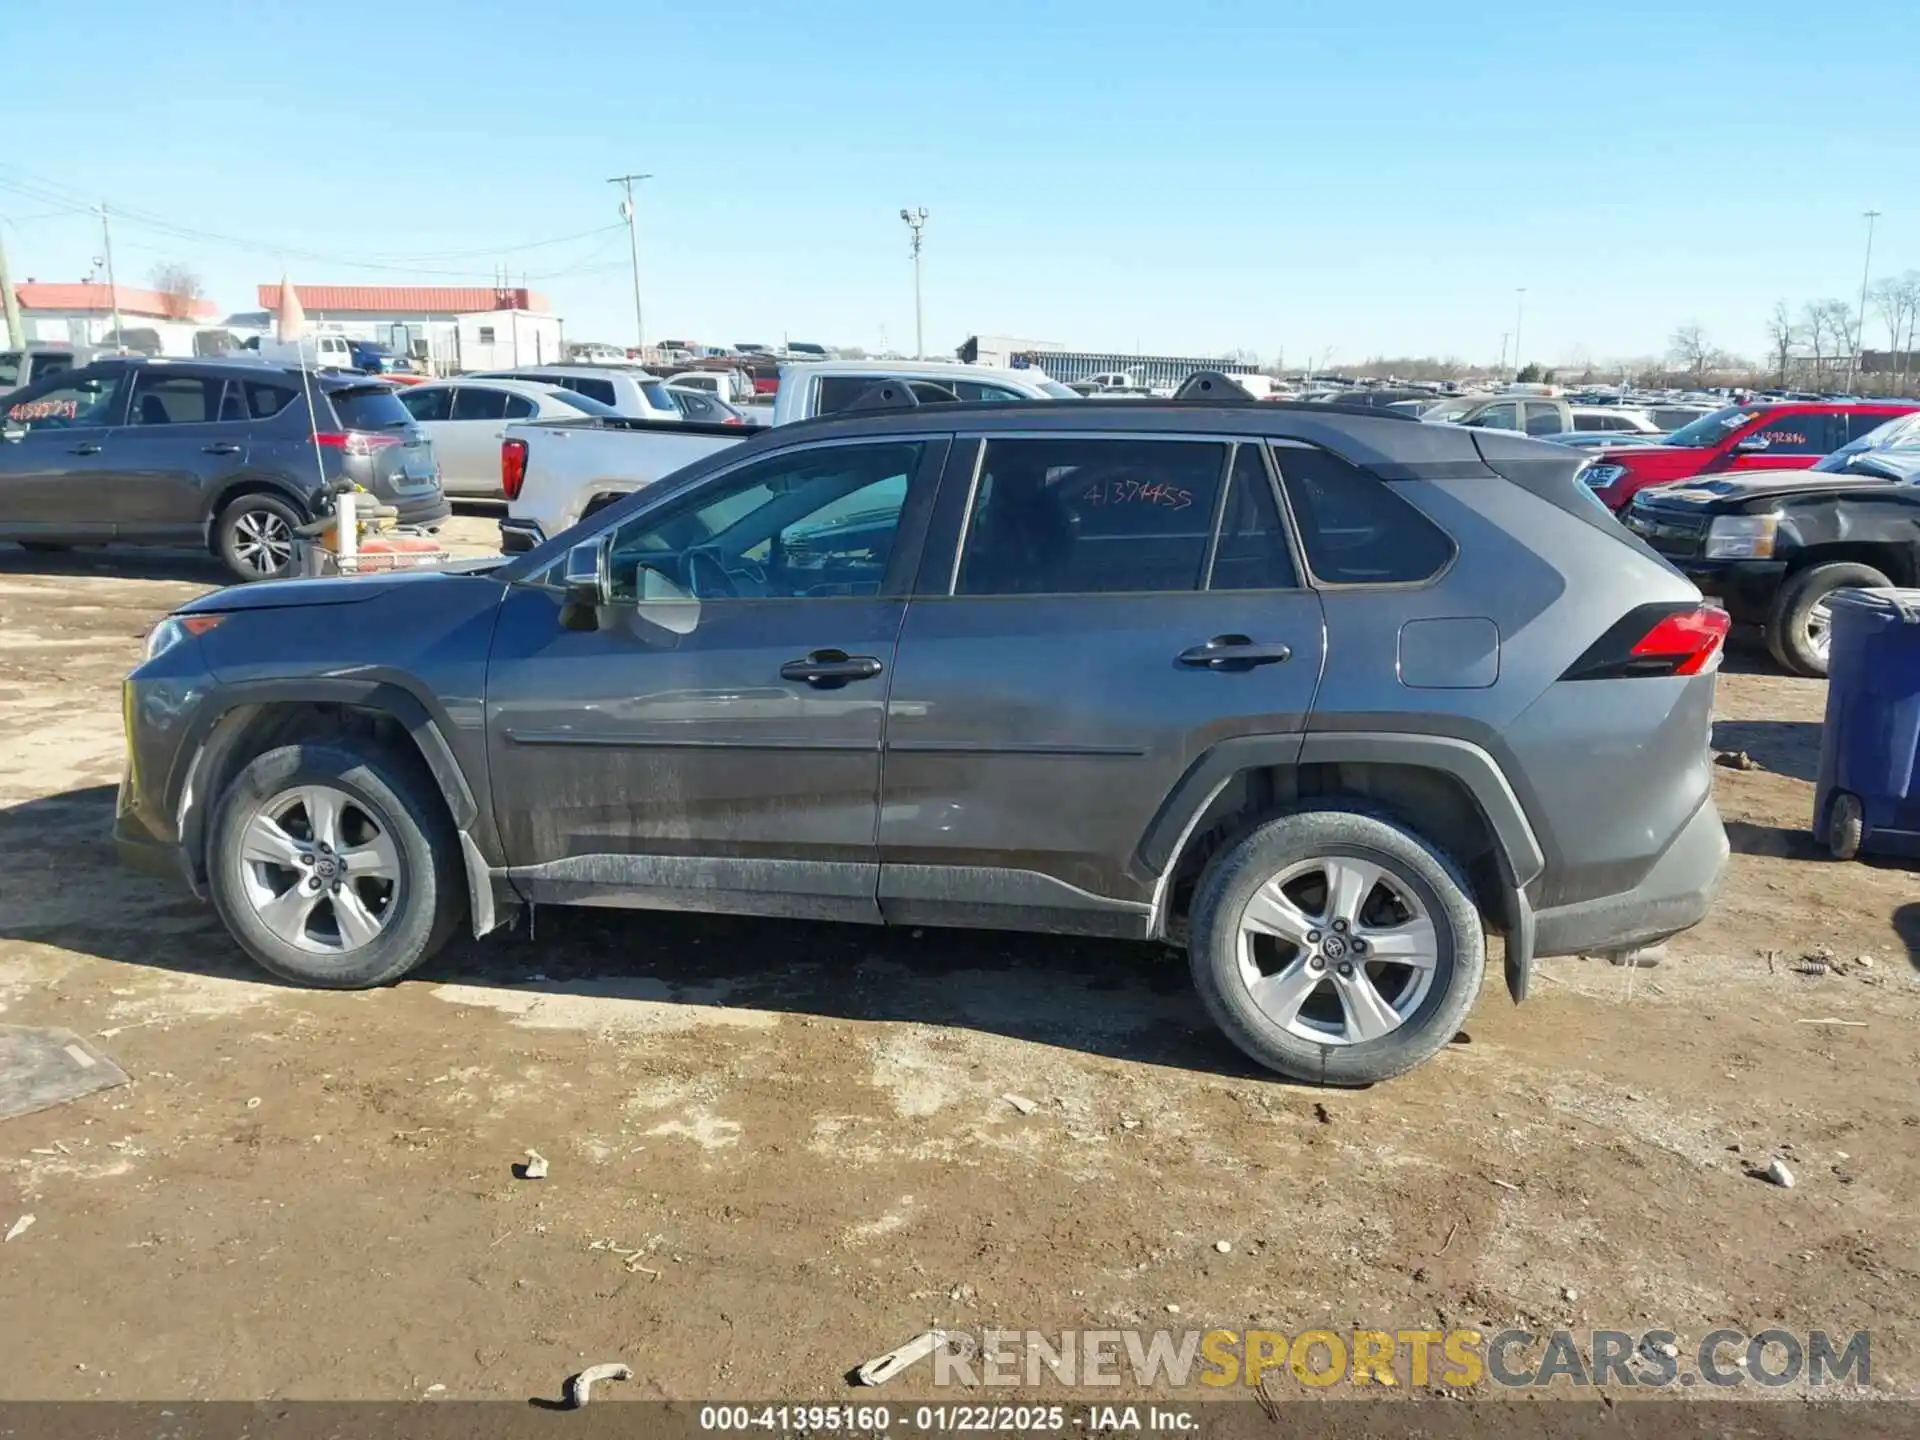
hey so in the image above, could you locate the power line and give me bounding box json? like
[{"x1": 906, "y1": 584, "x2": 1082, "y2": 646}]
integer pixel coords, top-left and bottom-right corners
[{"x1": 0, "y1": 165, "x2": 624, "y2": 278}]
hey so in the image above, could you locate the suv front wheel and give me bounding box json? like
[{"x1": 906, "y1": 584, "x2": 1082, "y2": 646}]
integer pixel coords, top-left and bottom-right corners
[
  {"x1": 1188, "y1": 807, "x2": 1485, "y2": 1085},
  {"x1": 208, "y1": 742, "x2": 463, "y2": 987}
]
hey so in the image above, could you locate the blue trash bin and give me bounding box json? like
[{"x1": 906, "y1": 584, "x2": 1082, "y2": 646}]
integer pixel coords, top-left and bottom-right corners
[{"x1": 1813, "y1": 587, "x2": 1920, "y2": 860}]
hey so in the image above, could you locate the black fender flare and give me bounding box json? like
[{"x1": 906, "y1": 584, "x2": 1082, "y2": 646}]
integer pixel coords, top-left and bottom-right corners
[
  {"x1": 1134, "y1": 731, "x2": 1545, "y2": 1000},
  {"x1": 175, "y1": 676, "x2": 506, "y2": 936},
  {"x1": 204, "y1": 474, "x2": 324, "y2": 533}
]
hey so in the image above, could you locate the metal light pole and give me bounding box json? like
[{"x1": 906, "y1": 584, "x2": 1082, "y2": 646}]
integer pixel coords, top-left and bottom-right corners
[
  {"x1": 608, "y1": 173, "x2": 652, "y2": 354},
  {"x1": 1848, "y1": 209, "x2": 1881, "y2": 392},
  {"x1": 900, "y1": 207, "x2": 927, "y2": 359},
  {"x1": 1512, "y1": 288, "x2": 1527, "y2": 380}
]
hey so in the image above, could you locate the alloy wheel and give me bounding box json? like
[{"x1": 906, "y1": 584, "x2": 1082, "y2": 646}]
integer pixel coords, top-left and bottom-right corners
[
  {"x1": 231, "y1": 509, "x2": 294, "y2": 576},
  {"x1": 1806, "y1": 598, "x2": 1833, "y2": 666},
  {"x1": 237, "y1": 785, "x2": 401, "y2": 954},
  {"x1": 1235, "y1": 855, "x2": 1438, "y2": 1045}
]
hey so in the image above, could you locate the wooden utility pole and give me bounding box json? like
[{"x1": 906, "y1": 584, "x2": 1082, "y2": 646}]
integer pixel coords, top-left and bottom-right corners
[{"x1": 0, "y1": 222, "x2": 24, "y2": 349}]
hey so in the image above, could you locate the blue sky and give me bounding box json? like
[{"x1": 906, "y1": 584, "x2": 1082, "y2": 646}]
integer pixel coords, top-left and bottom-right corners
[{"x1": 3, "y1": 0, "x2": 1916, "y2": 369}]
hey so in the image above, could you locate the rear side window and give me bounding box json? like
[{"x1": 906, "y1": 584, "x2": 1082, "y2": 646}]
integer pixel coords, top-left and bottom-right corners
[
  {"x1": 451, "y1": 387, "x2": 510, "y2": 422},
  {"x1": 1209, "y1": 445, "x2": 1299, "y2": 591},
  {"x1": 328, "y1": 385, "x2": 412, "y2": 431},
  {"x1": 814, "y1": 375, "x2": 903, "y2": 414},
  {"x1": 130, "y1": 373, "x2": 222, "y2": 425},
  {"x1": 1848, "y1": 410, "x2": 1907, "y2": 443},
  {"x1": 1272, "y1": 444, "x2": 1454, "y2": 586},
  {"x1": 399, "y1": 387, "x2": 452, "y2": 422},
  {"x1": 1523, "y1": 402, "x2": 1561, "y2": 436},
  {"x1": 566, "y1": 377, "x2": 618, "y2": 406},
  {"x1": 956, "y1": 438, "x2": 1227, "y2": 596}
]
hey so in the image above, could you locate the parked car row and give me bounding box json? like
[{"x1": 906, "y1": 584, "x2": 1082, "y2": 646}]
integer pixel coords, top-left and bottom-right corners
[{"x1": 0, "y1": 355, "x2": 447, "y2": 580}]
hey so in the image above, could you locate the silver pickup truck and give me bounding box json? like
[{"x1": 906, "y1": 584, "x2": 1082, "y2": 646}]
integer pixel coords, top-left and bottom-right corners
[{"x1": 500, "y1": 361, "x2": 1074, "y2": 553}]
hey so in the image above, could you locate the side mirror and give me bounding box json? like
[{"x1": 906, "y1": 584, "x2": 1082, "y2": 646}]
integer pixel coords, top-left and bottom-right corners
[
  {"x1": 562, "y1": 537, "x2": 610, "y2": 607},
  {"x1": 0, "y1": 425, "x2": 24, "y2": 443}
]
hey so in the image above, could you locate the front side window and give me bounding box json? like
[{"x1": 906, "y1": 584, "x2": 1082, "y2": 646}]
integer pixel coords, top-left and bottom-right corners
[
  {"x1": 604, "y1": 442, "x2": 924, "y2": 601},
  {"x1": 1275, "y1": 444, "x2": 1454, "y2": 585},
  {"x1": 130, "y1": 373, "x2": 223, "y2": 426},
  {"x1": 572, "y1": 377, "x2": 618, "y2": 406},
  {"x1": 4, "y1": 372, "x2": 123, "y2": 431},
  {"x1": 955, "y1": 438, "x2": 1227, "y2": 596},
  {"x1": 399, "y1": 387, "x2": 453, "y2": 422},
  {"x1": 1742, "y1": 412, "x2": 1840, "y2": 457},
  {"x1": 951, "y1": 381, "x2": 1024, "y2": 403}
]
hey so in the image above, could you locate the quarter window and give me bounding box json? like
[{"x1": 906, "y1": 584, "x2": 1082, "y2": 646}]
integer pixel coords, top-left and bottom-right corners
[
  {"x1": 603, "y1": 442, "x2": 924, "y2": 601},
  {"x1": 955, "y1": 438, "x2": 1228, "y2": 596},
  {"x1": 246, "y1": 382, "x2": 298, "y2": 418},
  {"x1": 1468, "y1": 402, "x2": 1520, "y2": 431},
  {"x1": 1274, "y1": 444, "x2": 1454, "y2": 585}
]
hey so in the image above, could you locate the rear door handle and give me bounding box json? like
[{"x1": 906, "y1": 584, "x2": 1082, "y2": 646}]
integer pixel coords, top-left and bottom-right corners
[
  {"x1": 202, "y1": 442, "x2": 242, "y2": 455},
  {"x1": 69, "y1": 442, "x2": 102, "y2": 456},
  {"x1": 1177, "y1": 635, "x2": 1293, "y2": 670},
  {"x1": 780, "y1": 649, "x2": 885, "y2": 687}
]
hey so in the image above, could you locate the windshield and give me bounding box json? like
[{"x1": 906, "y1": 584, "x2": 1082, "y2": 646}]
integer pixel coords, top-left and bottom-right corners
[{"x1": 1662, "y1": 406, "x2": 1759, "y2": 448}]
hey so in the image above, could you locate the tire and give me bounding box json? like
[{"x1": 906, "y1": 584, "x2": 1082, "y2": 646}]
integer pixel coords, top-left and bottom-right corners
[
  {"x1": 207, "y1": 741, "x2": 463, "y2": 988},
  {"x1": 1766, "y1": 561, "x2": 1889, "y2": 678},
  {"x1": 215, "y1": 493, "x2": 302, "y2": 582},
  {"x1": 1188, "y1": 806, "x2": 1485, "y2": 1086},
  {"x1": 1827, "y1": 791, "x2": 1864, "y2": 862}
]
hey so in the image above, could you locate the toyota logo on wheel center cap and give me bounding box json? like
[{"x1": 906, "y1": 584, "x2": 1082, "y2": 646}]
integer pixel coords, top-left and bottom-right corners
[
  {"x1": 1321, "y1": 932, "x2": 1349, "y2": 961},
  {"x1": 314, "y1": 856, "x2": 339, "y2": 880}
]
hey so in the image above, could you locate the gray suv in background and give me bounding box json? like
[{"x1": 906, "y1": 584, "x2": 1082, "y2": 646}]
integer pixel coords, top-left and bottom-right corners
[
  {"x1": 1, "y1": 357, "x2": 448, "y2": 581},
  {"x1": 115, "y1": 391, "x2": 1729, "y2": 1085}
]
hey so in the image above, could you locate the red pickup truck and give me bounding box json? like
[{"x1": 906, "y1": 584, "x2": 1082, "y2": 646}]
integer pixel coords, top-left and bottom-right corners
[{"x1": 1587, "y1": 401, "x2": 1919, "y2": 511}]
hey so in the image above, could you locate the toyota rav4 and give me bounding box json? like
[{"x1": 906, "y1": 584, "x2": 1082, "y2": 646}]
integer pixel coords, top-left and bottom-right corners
[{"x1": 116, "y1": 391, "x2": 1730, "y2": 1085}]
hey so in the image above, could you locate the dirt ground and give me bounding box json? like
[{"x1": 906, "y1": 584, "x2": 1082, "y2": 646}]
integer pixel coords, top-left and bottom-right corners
[{"x1": 0, "y1": 525, "x2": 1915, "y2": 1403}]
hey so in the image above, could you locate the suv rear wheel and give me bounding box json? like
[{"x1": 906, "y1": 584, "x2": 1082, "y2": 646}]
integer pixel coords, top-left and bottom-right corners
[
  {"x1": 215, "y1": 493, "x2": 301, "y2": 582},
  {"x1": 208, "y1": 742, "x2": 462, "y2": 988},
  {"x1": 1188, "y1": 807, "x2": 1485, "y2": 1086},
  {"x1": 1766, "y1": 560, "x2": 1890, "y2": 678}
]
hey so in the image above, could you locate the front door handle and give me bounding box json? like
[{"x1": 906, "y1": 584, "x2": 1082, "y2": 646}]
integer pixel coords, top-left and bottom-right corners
[
  {"x1": 69, "y1": 442, "x2": 102, "y2": 456},
  {"x1": 202, "y1": 442, "x2": 243, "y2": 455},
  {"x1": 780, "y1": 649, "x2": 885, "y2": 688},
  {"x1": 1177, "y1": 635, "x2": 1293, "y2": 671}
]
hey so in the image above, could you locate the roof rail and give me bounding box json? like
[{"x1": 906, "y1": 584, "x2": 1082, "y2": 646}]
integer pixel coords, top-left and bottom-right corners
[{"x1": 1173, "y1": 370, "x2": 1256, "y2": 402}]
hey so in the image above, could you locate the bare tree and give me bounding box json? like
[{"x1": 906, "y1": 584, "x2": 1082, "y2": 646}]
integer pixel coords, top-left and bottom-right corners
[
  {"x1": 1765, "y1": 301, "x2": 1798, "y2": 386},
  {"x1": 1819, "y1": 298, "x2": 1858, "y2": 382},
  {"x1": 148, "y1": 262, "x2": 204, "y2": 321},
  {"x1": 1799, "y1": 301, "x2": 1833, "y2": 382},
  {"x1": 1668, "y1": 323, "x2": 1717, "y2": 379}
]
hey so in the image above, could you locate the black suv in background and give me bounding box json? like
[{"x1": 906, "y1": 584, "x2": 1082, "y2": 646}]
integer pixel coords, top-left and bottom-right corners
[{"x1": 0, "y1": 357, "x2": 448, "y2": 581}]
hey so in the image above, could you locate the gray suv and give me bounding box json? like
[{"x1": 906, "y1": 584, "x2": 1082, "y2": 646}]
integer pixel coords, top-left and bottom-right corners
[
  {"x1": 1, "y1": 357, "x2": 449, "y2": 581},
  {"x1": 115, "y1": 394, "x2": 1729, "y2": 1085}
]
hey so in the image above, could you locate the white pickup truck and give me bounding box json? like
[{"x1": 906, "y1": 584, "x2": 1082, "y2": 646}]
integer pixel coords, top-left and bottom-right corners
[{"x1": 500, "y1": 360, "x2": 1074, "y2": 553}]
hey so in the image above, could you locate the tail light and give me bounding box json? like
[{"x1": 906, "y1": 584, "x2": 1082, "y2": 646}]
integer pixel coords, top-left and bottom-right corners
[
  {"x1": 313, "y1": 431, "x2": 402, "y2": 457},
  {"x1": 1561, "y1": 603, "x2": 1731, "y2": 680},
  {"x1": 502, "y1": 438, "x2": 529, "y2": 501}
]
